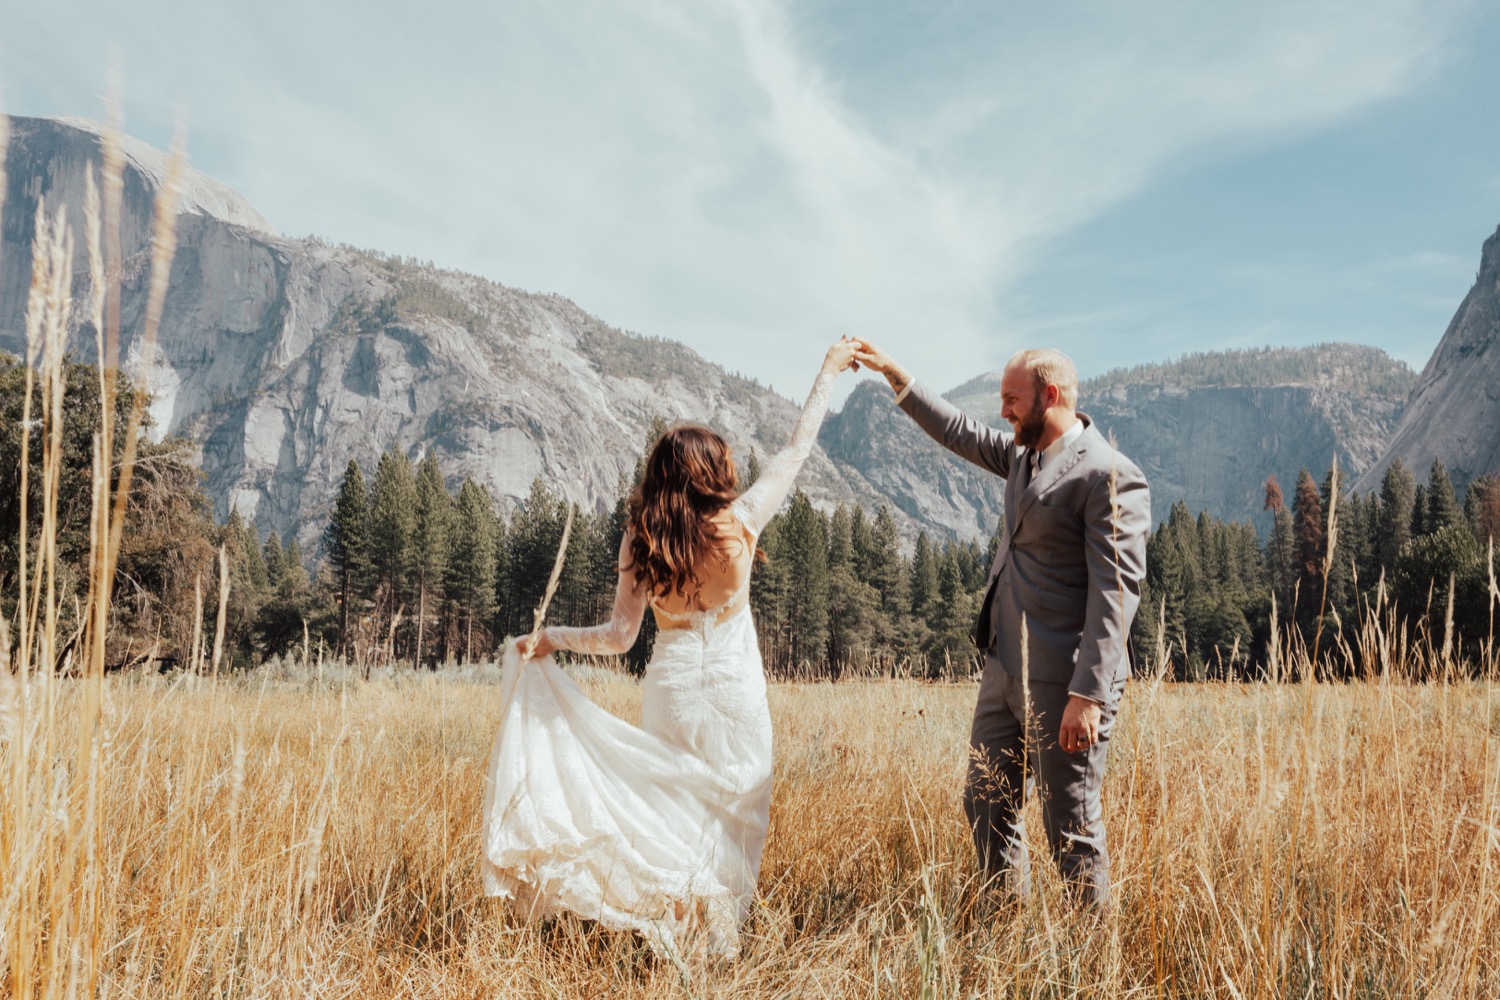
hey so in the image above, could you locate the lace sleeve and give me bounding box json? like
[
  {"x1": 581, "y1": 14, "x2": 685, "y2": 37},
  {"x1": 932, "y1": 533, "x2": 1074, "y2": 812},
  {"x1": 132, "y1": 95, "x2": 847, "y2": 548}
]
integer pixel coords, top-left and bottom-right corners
[
  {"x1": 543, "y1": 532, "x2": 648, "y2": 656},
  {"x1": 734, "y1": 368, "x2": 836, "y2": 535}
]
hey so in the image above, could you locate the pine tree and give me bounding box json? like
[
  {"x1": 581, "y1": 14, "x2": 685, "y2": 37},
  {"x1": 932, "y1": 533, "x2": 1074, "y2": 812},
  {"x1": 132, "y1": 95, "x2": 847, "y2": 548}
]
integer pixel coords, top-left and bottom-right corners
[
  {"x1": 858, "y1": 505, "x2": 908, "y2": 662},
  {"x1": 740, "y1": 449, "x2": 762, "y2": 491},
  {"x1": 412, "y1": 453, "x2": 452, "y2": 667},
  {"x1": 367, "y1": 446, "x2": 418, "y2": 655},
  {"x1": 1394, "y1": 523, "x2": 1481, "y2": 642},
  {"x1": 253, "y1": 531, "x2": 318, "y2": 660},
  {"x1": 825, "y1": 505, "x2": 877, "y2": 676},
  {"x1": 779, "y1": 491, "x2": 829, "y2": 674},
  {"x1": 926, "y1": 544, "x2": 978, "y2": 676},
  {"x1": 1319, "y1": 464, "x2": 1354, "y2": 625},
  {"x1": 586, "y1": 494, "x2": 626, "y2": 626},
  {"x1": 1264, "y1": 474, "x2": 1285, "y2": 519},
  {"x1": 1412, "y1": 483, "x2": 1429, "y2": 538},
  {"x1": 1349, "y1": 492, "x2": 1381, "y2": 594},
  {"x1": 447, "y1": 478, "x2": 498, "y2": 662},
  {"x1": 261, "y1": 530, "x2": 286, "y2": 590},
  {"x1": 954, "y1": 539, "x2": 986, "y2": 592},
  {"x1": 1268, "y1": 504, "x2": 1296, "y2": 617},
  {"x1": 1465, "y1": 472, "x2": 1500, "y2": 548},
  {"x1": 282, "y1": 536, "x2": 307, "y2": 587},
  {"x1": 1165, "y1": 501, "x2": 1205, "y2": 592},
  {"x1": 1144, "y1": 515, "x2": 1191, "y2": 670},
  {"x1": 1292, "y1": 468, "x2": 1324, "y2": 626},
  {"x1": 220, "y1": 510, "x2": 269, "y2": 669},
  {"x1": 492, "y1": 508, "x2": 512, "y2": 642},
  {"x1": 324, "y1": 458, "x2": 370, "y2": 657},
  {"x1": 1377, "y1": 457, "x2": 1416, "y2": 572},
  {"x1": 546, "y1": 502, "x2": 593, "y2": 632},
  {"x1": 910, "y1": 532, "x2": 940, "y2": 620},
  {"x1": 1426, "y1": 459, "x2": 1462, "y2": 535},
  {"x1": 749, "y1": 515, "x2": 790, "y2": 669},
  {"x1": 852, "y1": 509, "x2": 876, "y2": 578},
  {"x1": 505, "y1": 479, "x2": 568, "y2": 638}
]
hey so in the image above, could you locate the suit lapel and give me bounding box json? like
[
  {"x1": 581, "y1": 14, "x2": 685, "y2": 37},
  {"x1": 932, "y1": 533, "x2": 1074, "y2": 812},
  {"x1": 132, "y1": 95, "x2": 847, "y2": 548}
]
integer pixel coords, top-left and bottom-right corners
[{"x1": 1010, "y1": 420, "x2": 1092, "y2": 531}]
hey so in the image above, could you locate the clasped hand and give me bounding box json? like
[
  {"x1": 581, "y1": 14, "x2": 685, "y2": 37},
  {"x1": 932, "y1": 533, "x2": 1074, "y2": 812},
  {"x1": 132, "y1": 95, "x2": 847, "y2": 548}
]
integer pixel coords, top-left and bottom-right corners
[
  {"x1": 515, "y1": 629, "x2": 556, "y2": 660},
  {"x1": 823, "y1": 335, "x2": 862, "y2": 373}
]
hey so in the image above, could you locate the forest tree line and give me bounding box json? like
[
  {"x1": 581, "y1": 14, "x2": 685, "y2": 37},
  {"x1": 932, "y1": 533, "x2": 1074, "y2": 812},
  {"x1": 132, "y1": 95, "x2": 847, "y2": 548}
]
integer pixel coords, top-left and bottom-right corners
[
  {"x1": 1140, "y1": 458, "x2": 1500, "y2": 679},
  {"x1": 310, "y1": 439, "x2": 1500, "y2": 679},
  {"x1": 314, "y1": 431, "x2": 1002, "y2": 678},
  {"x1": 4, "y1": 358, "x2": 1497, "y2": 679}
]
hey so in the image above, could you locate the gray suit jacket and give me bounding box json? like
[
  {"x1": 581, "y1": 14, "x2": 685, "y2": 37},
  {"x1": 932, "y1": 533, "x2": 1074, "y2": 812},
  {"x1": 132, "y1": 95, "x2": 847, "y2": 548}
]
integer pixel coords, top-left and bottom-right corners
[{"x1": 899, "y1": 382, "x2": 1151, "y2": 704}]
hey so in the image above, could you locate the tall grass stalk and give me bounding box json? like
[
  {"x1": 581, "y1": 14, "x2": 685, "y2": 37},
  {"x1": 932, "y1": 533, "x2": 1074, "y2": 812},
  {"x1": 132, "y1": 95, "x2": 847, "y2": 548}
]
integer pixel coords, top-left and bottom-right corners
[{"x1": 1311, "y1": 456, "x2": 1339, "y2": 674}]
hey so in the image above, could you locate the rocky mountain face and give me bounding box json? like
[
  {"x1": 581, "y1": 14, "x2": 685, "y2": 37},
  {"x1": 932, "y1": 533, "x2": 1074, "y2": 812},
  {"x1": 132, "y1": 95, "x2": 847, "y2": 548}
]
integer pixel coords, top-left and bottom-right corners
[
  {"x1": 1356, "y1": 225, "x2": 1500, "y2": 497},
  {"x1": 0, "y1": 117, "x2": 1427, "y2": 550},
  {"x1": 931, "y1": 344, "x2": 1415, "y2": 529}
]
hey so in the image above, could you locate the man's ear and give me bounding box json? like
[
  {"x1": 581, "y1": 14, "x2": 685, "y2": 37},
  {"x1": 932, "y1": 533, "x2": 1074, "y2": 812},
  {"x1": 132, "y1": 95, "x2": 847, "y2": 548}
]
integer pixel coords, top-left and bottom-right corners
[{"x1": 1044, "y1": 383, "x2": 1061, "y2": 408}]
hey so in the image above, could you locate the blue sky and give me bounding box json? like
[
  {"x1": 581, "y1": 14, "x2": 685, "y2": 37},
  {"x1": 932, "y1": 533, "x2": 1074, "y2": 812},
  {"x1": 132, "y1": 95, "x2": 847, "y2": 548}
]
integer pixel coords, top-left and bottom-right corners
[{"x1": 2, "y1": 0, "x2": 1496, "y2": 401}]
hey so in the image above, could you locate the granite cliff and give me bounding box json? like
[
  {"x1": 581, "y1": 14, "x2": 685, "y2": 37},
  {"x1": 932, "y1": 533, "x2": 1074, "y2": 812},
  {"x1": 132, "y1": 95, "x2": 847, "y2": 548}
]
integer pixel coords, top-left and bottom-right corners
[{"x1": 1356, "y1": 225, "x2": 1500, "y2": 496}]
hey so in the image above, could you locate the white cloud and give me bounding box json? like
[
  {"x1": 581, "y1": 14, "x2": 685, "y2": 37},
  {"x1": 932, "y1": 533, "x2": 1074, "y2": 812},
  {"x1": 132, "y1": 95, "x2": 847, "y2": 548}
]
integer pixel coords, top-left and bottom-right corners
[{"x1": 0, "y1": 0, "x2": 1472, "y2": 398}]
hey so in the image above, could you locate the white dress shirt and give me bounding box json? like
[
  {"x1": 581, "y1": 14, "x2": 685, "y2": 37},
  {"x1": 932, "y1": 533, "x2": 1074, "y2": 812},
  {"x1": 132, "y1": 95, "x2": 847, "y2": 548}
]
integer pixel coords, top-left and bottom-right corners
[{"x1": 1031, "y1": 418, "x2": 1084, "y2": 473}]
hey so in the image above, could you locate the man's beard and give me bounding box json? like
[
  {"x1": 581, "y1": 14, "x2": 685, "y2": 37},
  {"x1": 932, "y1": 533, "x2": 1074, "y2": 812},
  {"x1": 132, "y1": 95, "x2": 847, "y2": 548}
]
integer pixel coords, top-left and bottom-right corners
[{"x1": 1012, "y1": 396, "x2": 1048, "y2": 448}]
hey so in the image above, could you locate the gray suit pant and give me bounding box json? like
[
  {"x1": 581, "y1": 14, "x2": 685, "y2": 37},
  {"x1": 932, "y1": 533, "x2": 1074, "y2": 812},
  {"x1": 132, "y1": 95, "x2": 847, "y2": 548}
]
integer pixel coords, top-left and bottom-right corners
[{"x1": 963, "y1": 668, "x2": 1126, "y2": 906}]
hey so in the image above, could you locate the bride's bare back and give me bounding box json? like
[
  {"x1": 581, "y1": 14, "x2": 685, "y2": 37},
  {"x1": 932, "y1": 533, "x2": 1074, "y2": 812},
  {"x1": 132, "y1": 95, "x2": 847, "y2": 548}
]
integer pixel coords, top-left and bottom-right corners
[{"x1": 648, "y1": 510, "x2": 757, "y2": 628}]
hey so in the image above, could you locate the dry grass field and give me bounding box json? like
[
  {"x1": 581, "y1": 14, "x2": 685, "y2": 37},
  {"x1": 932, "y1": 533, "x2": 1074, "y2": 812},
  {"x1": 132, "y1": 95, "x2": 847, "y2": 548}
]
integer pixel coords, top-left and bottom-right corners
[{"x1": 3, "y1": 663, "x2": 1499, "y2": 998}]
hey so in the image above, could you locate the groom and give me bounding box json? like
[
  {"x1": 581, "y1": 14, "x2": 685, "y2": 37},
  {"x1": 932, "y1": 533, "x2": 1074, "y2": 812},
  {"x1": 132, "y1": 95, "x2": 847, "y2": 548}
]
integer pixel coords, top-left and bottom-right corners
[{"x1": 853, "y1": 341, "x2": 1150, "y2": 907}]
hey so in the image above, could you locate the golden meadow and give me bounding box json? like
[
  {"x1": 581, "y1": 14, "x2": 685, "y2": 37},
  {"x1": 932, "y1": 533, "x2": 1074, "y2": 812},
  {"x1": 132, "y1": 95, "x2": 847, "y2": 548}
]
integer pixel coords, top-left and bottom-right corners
[{"x1": 2, "y1": 112, "x2": 1499, "y2": 999}]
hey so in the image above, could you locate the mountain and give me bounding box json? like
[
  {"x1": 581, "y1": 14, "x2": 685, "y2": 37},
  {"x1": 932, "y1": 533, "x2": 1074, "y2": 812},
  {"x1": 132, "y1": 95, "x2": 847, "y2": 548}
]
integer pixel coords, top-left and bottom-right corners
[
  {"x1": 935, "y1": 344, "x2": 1415, "y2": 529},
  {"x1": 1, "y1": 115, "x2": 969, "y2": 549},
  {"x1": 1356, "y1": 224, "x2": 1500, "y2": 497}
]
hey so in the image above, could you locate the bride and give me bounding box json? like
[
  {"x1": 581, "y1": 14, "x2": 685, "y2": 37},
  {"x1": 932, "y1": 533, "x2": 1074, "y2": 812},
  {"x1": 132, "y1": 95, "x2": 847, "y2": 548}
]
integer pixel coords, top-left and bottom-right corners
[{"x1": 481, "y1": 337, "x2": 859, "y2": 958}]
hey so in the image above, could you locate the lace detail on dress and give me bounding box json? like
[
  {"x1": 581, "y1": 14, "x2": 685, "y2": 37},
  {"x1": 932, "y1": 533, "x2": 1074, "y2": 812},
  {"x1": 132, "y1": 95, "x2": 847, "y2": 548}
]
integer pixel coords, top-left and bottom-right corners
[{"x1": 544, "y1": 533, "x2": 647, "y2": 656}]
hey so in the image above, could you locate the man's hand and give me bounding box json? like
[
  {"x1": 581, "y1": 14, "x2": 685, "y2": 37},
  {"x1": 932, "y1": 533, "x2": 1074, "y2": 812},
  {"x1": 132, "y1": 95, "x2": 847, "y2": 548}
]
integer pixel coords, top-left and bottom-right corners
[
  {"x1": 1058, "y1": 694, "x2": 1102, "y2": 753},
  {"x1": 851, "y1": 339, "x2": 913, "y2": 397},
  {"x1": 516, "y1": 629, "x2": 556, "y2": 660}
]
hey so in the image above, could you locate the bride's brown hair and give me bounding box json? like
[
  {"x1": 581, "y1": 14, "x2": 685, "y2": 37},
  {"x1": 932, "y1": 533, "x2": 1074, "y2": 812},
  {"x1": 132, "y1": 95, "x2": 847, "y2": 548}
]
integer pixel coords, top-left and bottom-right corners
[{"x1": 625, "y1": 424, "x2": 748, "y2": 599}]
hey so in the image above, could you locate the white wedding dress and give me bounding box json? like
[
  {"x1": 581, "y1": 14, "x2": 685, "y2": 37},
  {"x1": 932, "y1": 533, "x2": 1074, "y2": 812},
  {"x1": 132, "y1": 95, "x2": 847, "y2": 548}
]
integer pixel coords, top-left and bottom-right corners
[{"x1": 480, "y1": 368, "x2": 836, "y2": 958}]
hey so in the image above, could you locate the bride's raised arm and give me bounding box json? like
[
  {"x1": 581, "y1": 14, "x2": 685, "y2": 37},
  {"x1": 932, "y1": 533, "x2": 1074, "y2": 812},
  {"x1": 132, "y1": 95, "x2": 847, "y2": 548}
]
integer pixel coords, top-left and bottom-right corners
[{"x1": 733, "y1": 338, "x2": 857, "y2": 535}]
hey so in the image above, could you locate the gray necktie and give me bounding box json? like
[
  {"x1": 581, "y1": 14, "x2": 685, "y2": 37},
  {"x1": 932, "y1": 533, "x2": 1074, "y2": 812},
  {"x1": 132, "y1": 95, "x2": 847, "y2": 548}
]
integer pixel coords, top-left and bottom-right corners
[{"x1": 1029, "y1": 448, "x2": 1041, "y2": 477}]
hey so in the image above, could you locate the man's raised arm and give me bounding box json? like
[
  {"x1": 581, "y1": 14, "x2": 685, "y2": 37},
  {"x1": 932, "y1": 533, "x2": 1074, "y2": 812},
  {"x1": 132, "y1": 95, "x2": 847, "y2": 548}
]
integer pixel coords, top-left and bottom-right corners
[{"x1": 853, "y1": 339, "x2": 1013, "y2": 479}]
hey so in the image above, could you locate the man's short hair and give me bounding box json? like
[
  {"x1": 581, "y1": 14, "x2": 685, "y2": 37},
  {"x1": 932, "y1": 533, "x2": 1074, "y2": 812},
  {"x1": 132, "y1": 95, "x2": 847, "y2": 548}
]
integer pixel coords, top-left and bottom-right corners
[{"x1": 1006, "y1": 348, "x2": 1078, "y2": 409}]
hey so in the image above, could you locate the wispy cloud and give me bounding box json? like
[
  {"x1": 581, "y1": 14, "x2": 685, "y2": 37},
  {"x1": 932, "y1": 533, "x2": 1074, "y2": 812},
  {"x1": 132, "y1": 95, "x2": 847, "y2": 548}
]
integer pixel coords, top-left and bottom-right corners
[{"x1": 0, "y1": 0, "x2": 1472, "y2": 396}]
